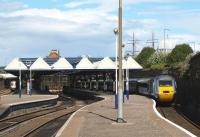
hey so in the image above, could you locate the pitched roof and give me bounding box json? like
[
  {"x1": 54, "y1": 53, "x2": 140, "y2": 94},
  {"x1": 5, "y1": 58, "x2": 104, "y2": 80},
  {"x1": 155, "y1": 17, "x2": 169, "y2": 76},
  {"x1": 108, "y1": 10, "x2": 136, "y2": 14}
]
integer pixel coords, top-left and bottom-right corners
[
  {"x1": 96, "y1": 57, "x2": 115, "y2": 69},
  {"x1": 75, "y1": 57, "x2": 94, "y2": 69},
  {"x1": 5, "y1": 58, "x2": 27, "y2": 70},
  {"x1": 93, "y1": 61, "x2": 101, "y2": 69},
  {"x1": 30, "y1": 57, "x2": 51, "y2": 70},
  {"x1": 123, "y1": 56, "x2": 143, "y2": 69},
  {"x1": 0, "y1": 73, "x2": 17, "y2": 79},
  {"x1": 51, "y1": 57, "x2": 73, "y2": 70}
]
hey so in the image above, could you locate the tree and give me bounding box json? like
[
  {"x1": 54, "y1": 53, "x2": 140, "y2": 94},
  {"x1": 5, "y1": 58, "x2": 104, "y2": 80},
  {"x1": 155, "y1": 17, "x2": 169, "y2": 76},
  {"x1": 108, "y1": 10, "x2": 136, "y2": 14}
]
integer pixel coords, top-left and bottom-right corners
[
  {"x1": 147, "y1": 52, "x2": 168, "y2": 70},
  {"x1": 147, "y1": 52, "x2": 168, "y2": 65},
  {"x1": 167, "y1": 44, "x2": 193, "y2": 64},
  {"x1": 136, "y1": 47, "x2": 155, "y2": 68}
]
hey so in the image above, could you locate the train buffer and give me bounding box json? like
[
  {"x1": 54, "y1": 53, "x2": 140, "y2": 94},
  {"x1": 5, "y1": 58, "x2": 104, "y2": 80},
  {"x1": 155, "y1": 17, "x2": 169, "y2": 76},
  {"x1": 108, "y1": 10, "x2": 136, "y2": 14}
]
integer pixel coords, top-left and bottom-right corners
[{"x1": 56, "y1": 95, "x2": 191, "y2": 137}]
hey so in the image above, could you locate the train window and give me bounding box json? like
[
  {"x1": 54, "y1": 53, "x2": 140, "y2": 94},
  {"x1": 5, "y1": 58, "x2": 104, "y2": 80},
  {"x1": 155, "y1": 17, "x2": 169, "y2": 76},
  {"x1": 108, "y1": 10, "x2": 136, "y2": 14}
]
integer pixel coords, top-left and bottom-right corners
[
  {"x1": 159, "y1": 80, "x2": 172, "y2": 86},
  {"x1": 138, "y1": 83, "x2": 148, "y2": 88}
]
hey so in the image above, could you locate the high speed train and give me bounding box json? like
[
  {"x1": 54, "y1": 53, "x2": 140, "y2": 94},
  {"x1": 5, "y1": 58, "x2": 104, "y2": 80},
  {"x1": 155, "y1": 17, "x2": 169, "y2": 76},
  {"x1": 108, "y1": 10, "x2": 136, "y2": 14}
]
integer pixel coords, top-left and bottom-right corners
[{"x1": 134, "y1": 75, "x2": 176, "y2": 103}]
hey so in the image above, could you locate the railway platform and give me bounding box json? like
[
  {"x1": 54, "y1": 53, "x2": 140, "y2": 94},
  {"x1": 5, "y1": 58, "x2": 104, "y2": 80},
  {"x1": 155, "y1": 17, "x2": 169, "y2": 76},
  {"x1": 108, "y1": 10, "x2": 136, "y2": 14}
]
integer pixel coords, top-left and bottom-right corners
[
  {"x1": 0, "y1": 95, "x2": 58, "y2": 118},
  {"x1": 56, "y1": 95, "x2": 192, "y2": 137}
]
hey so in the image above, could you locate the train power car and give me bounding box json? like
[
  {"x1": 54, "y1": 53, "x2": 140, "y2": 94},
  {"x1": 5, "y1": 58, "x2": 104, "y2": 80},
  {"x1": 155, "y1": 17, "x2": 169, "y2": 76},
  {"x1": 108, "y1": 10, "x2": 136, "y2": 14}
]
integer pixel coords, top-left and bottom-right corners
[
  {"x1": 10, "y1": 80, "x2": 16, "y2": 91},
  {"x1": 136, "y1": 75, "x2": 176, "y2": 103}
]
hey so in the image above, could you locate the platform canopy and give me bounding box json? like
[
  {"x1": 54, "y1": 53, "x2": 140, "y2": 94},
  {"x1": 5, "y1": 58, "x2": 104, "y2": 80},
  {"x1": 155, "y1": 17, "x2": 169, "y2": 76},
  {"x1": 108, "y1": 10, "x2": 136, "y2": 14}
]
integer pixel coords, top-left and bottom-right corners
[
  {"x1": 5, "y1": 58, "x2": 28, "y2": 71},
  {"x1": 30, "y1": 57, "x2": 51, "y2": 70},
  {"x1": 93, "y1": 61, "x2": 101, "y2": 69},
  {"x1": 96, "y1": 57, "x2": 115, "y2": 69},
  {"x1": 51, "y1": 57, "x2": 73, "y2": 70},
  {"x1": 122, "y1": 56, "x2": 143, "y2": 69},
  {"x1": 0, "y1": 73, "x2": 17, "y2": 79},
  {"x1": 75, "y1": 57, "x2": 94, "y2": 69}
]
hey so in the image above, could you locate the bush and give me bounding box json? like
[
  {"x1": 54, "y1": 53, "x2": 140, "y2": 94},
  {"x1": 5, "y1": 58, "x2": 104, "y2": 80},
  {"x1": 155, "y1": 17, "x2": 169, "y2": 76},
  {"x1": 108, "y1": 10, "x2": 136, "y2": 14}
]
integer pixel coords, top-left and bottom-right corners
[
  {"x1": 136, "y1": 47, "x2": 155, "y2": 68},
  {"x1": 150, "y1": 63, "x2": 166, "y2": 70},
  {"x1": 147, "y1": 52, "x2": 168, "y2": 67},
  {"x1": 167, "y1": 44, "x2": 193, "y2": 64}
]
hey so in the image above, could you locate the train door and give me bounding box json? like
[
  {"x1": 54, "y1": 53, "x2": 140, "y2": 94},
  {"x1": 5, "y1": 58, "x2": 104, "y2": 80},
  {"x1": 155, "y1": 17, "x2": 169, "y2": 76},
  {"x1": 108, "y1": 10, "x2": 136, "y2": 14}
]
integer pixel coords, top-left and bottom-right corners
[
  {"x1": 154, "y1": 79, "x2": 159, "y2": 98},
  {"x1": 149, "y1": 80, "x2": 153, "y2": 95}
]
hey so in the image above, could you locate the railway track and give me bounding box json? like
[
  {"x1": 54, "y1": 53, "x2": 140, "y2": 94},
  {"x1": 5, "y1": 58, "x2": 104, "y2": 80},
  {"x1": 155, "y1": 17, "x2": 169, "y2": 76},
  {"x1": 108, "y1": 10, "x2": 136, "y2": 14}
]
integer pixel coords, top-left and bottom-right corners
[
  {"x1": 1, "y1": 105, "x2": 80, "y2": 137},
  {"x1": 0, "y1": 93, "x2": 98, "y2": 137},
  {"x1": 0, "y1": 95, "x2": 77, "y2": 137},
  {"x1": 22, "y1": 108, "x2": 78, "y2": 137},
  {"x1": 0, "y1": 89, "x2": 11, "y2": 96},
  {"x1": 157, "y1": 106, "x2": 200, "y2": 136}
]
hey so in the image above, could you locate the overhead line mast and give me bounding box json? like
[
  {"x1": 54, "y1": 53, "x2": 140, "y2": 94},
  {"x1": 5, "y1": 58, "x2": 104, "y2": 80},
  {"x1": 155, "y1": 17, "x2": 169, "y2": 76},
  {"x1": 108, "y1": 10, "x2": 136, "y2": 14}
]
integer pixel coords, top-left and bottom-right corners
[
  {"x1": 146, "y1": 32, "x2": 158, "y2": 50},
  {"x1": 127, "y1": 32, "x2": 141, "y2": 57}
]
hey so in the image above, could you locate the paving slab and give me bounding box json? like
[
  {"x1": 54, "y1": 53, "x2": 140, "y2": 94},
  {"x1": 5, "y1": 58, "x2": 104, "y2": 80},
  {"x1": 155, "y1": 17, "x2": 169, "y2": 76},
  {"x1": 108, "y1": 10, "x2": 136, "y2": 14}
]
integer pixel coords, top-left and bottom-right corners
[
  {"x1": 0, "y1": 95, "x2": 58, "y2": 105},
  {"x1": 56, "y1": 95, "x2": 190, "y2": 137}
]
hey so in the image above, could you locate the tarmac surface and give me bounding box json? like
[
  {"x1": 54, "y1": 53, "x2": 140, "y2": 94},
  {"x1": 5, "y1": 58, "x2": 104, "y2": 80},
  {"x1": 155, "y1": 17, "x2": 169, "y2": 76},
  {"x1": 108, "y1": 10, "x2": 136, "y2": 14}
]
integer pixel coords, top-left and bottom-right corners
[{"x1": 56, "y1": 95, "x2": 190, "y2": 137}]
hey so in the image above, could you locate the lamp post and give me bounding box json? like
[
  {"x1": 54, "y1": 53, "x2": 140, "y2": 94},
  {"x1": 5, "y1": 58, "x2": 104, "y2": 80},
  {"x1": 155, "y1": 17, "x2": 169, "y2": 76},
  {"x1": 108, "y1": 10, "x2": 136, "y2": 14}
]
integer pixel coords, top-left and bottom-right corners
[
  {"x1": 113, "y1": 28, "x2": 118, "y2": 109},
  {"x1": 117, "y1": 0, "x2": 125, "y2": 123},
  {"x1": 18, "y1": 58, "x2": 22, "y2": 98},
  {"x1": 30, "y1": 67, "x2": 32, "y2": 95},
  {"x1": 27, "y1": 62, "x2": 32, "y2": 96},
  {"x1": 125, "y1": 53, "x2": 130, "y2": 100}
]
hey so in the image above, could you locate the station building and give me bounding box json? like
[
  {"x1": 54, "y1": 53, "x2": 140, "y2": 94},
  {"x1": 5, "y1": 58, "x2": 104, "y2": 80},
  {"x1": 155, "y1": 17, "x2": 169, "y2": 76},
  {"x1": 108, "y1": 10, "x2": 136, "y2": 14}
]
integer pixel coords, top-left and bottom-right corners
[{"x1": 4, "y1": 50, "x2": 143, "y2": 94}]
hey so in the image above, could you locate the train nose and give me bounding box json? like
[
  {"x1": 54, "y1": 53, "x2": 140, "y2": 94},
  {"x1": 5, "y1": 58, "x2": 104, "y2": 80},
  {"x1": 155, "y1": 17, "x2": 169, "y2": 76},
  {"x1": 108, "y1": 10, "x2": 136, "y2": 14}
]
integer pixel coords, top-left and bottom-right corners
[
  {"x1": 163, "y1": 91, "x2": 170, "y2": 93},
  {"x1": 159, "y1": 91, "x2": 174, "y2": 102}
]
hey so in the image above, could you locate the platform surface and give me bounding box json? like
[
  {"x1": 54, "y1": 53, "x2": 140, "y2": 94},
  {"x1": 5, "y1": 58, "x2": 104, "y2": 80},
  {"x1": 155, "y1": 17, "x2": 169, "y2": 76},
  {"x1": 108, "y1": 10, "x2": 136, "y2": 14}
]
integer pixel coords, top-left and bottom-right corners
[
  {"x1": 0, "y1": 95, "x2": 58, "y2": 106},
  {"x1": 56, "y1": 95, "x2": 190, "y2": 137}
]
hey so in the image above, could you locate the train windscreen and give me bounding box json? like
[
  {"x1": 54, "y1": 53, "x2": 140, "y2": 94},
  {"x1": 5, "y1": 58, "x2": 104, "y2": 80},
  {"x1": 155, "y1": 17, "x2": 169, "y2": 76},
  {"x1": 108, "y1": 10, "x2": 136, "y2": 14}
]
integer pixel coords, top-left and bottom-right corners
[{"x1": 159, "y1": 80, "x2": 172, "y2": 87}]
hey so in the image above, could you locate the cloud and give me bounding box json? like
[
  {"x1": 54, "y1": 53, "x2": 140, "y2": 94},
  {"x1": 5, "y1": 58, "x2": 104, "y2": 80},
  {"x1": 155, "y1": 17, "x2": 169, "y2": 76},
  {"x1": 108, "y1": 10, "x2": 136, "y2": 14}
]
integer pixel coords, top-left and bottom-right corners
[
  {"x1": 0, "y1": 2, "x2": 28, "y2": 10},
  {"x1": 0, "y1": 0, "x2": 199, "y2": 66},
  {"x1": 0, "y1": 7, "x2": 158, "y2": 65},
  {"x1": 0, "y1": 8, "x2": 118, "y2": 65},
  {"x1": 64, "y1": 1, "x2": 94, "y2": 8}
]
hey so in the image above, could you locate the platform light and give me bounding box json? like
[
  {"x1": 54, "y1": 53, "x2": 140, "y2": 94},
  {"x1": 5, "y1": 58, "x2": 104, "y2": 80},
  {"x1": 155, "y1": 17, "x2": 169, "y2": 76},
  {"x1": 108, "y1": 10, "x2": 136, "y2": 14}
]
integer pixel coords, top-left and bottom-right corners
[
  {"x1": 18, "y1": 58, "x2": 22, "y2": 98},
  {"x1": 27, "y1": 61, "x2": 32, "y2": 96},
  {"x1": 113, "y1": 28, "x2": 118, "y2": 109}
]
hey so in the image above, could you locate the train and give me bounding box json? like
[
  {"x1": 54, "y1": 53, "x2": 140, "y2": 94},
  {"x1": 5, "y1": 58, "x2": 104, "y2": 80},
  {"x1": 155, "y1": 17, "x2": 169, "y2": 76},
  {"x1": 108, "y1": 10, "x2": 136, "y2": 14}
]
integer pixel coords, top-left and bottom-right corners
[
  {"x1": 39, "y1": 72, "x2": 176, "y2": 103},
  {"x1": 134, "y1": 75, "x2": 176, "y2": 103},
  {"x1": 10, "y1": 80, "x2": 16, "y2": 91}
]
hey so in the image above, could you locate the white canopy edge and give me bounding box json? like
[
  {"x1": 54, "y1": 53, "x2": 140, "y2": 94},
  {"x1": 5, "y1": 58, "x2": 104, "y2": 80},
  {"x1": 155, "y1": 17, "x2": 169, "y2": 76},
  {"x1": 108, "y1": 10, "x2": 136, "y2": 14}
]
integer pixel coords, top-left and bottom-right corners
[
  {"x1": 51, "y1": 57, "x2": 73, "y2": 70},
  {"x1": 5, "y1": 58, "x2": 27, "y2": 70},
  {"x1": 76, "y1": 57, "x2": 94, "y2": 69},
  {"x1": 96, "y1": 57, "x2": 115, "y2": 69},
  {"x1": 122, "y1": 56, "x2": 143, "y2": 69},
  {"x1": 0, "y1": 73, "x2": 17, "y2": 79},
  {"x1": 30, "y1": 57, "x2": 51, "y2": 70}
]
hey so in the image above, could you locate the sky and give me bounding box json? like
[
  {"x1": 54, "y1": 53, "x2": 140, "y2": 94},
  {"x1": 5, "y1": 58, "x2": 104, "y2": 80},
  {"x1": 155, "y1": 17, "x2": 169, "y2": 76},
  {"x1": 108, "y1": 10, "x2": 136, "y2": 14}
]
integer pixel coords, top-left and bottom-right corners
[{"x1": 0, "y1": 0, "x2": 200, "y2": 66}]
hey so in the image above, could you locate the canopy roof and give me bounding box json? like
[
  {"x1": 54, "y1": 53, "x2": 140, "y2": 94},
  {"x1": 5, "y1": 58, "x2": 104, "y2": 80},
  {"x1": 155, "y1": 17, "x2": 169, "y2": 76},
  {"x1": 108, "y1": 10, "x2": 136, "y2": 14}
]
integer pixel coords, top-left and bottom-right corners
[
  {"x1": 96, "y1": 57, "x2": 115, "y2": 69},
  {"x1": 0, "y1": 73, "x2": 17, "y2": 79},
  {"x1": 5, "y1": 56, "x2": 143, "y2": 71},
  {"x1": 51, "y1": 57, "x2": 73, "y2": 70},
  {"x1": 75, "y1": 57, "x2": 94, "y2": 69},
  {"x1": 30, "y1": 57, "x2": 51, "y2": 70},
  {"x1": 93, "y1": 61, "x2": 101, "y2": 69},
  {"x1": 5, "y1": 58, "x2": 27, "y2": 70},
  {"x1": 123, "y1": 56, "x2": 143, "y2": 69}
]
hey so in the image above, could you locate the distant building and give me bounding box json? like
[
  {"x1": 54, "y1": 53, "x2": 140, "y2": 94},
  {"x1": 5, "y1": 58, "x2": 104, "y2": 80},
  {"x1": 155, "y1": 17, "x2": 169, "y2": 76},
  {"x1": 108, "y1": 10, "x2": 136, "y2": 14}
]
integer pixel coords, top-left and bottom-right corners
[{"x1": 48, "y1": 50, "x2": 60, "y2": 59}]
